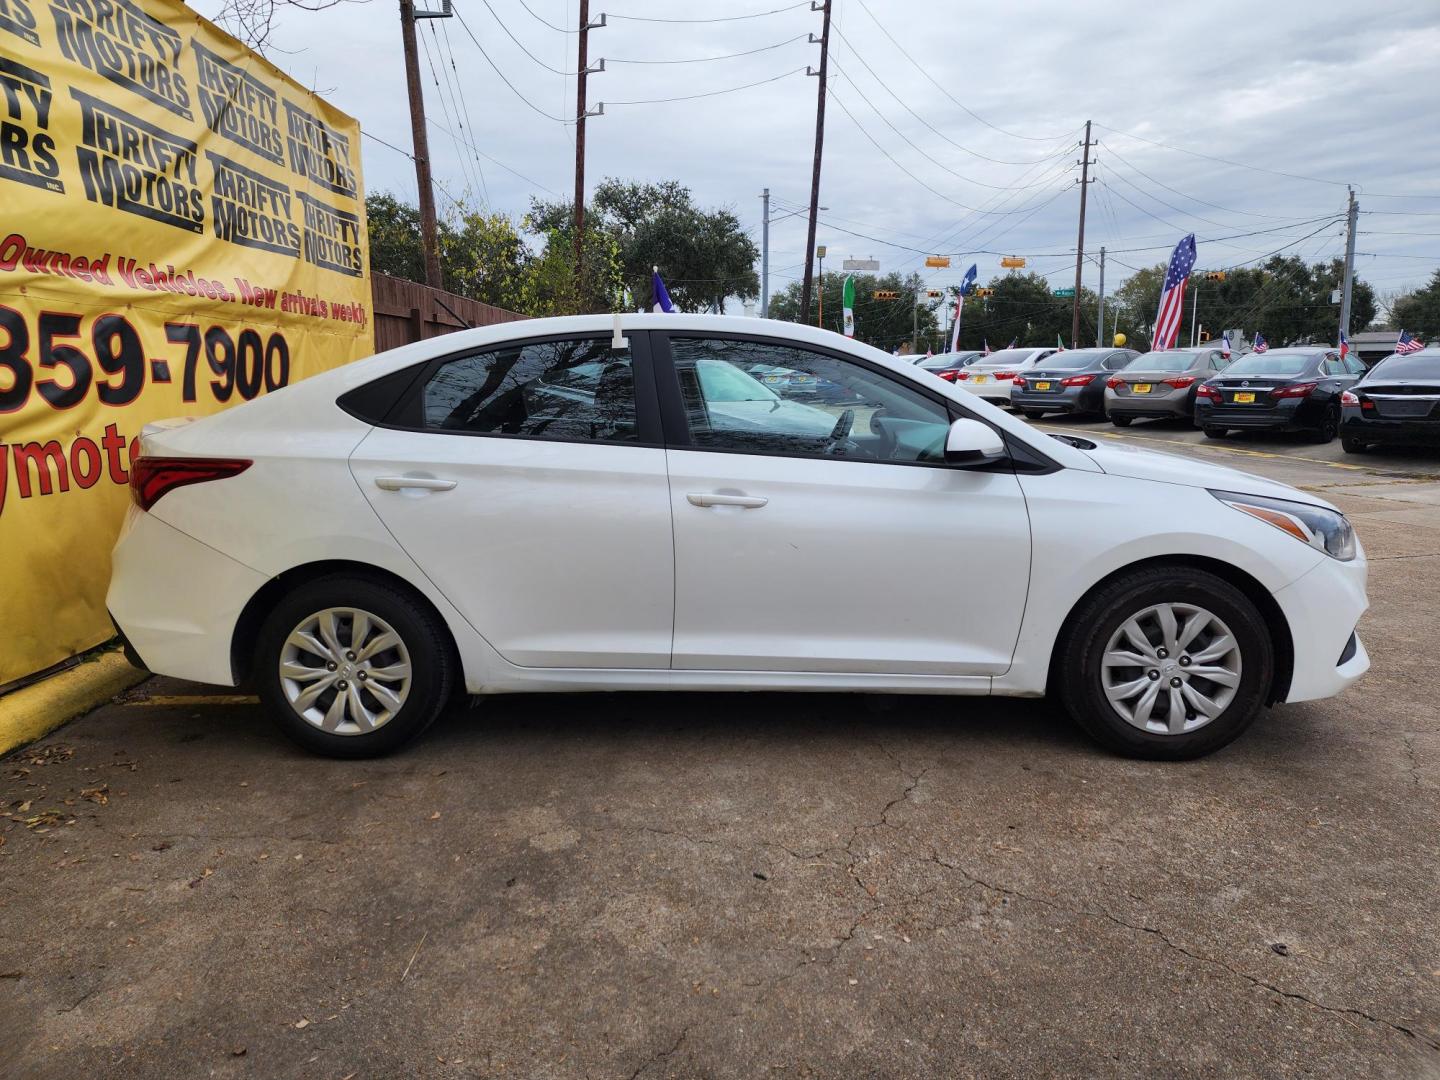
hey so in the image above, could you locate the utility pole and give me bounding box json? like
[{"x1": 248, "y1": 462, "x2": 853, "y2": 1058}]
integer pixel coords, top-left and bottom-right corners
[
  {"x1": 1190, "y1": 282, "x2": 1200, "y2": 347},
  {"x1": 1071, "y1": 120, "x2": 1093, "y2": 348},
  {"x1": 1096, "y1": 246, "x2": 1106, "y2": 346},
  {"x1": 399, "y1": 0, "x2": 451, "y2": 289},
  {"x1": 761, "y1": 188, "x2": 770, "y2": 318},
  {"x1": 800, "y1": 0, "x2": 832, "y2": 319},
  {"x1": 816, "y1": 246, "x2": 825, "y2": 327},
  {"x1": 1339, "y1": 186, "x2": 1359, "y2": 347},
  {"x1": 572, "y1": 2, "x2": 605, "y2": 281}
]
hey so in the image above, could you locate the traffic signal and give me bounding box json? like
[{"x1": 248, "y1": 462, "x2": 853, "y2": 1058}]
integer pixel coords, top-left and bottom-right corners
[
  {"x1": 1204, "y1": 271, "x2": 1227, "y2": 282},
  {"x1": 974, "y1": 287, "x2": 995, "y2": 298},
  {"x1": 925, "y1": 289, "x2": 944, "y2": 298},
  {"x1": 1200, "y1": 330, "x2": 1211, "y2": 341},
  {"x1": 872, "y1": 290, "x2": 900, "y2": 301}
]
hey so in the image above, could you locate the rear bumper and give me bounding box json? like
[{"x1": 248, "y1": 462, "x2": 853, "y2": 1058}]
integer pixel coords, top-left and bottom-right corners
[
  {"x1": 1194, "y1": 398, "x2": 1306, "y2": 431},
  {"x1": 1012, "y1": 387, "x2": 1102, "y2": 414},
  {"x1": 960, "y1": 379, "x2": 1015, "y2": 402},
  {"x1": 1341, "y1": 414, "x2": 1440, "y2": 445},
  {"x1": 1105, "y1": 389, "x2": 1191, "y2": 419},
  {"x1": 1272, "y1": 549, "x2": 1370, "y2": 704},
  {"x1": 106, "y1": 509, "x2": 269, "y2": 687}
]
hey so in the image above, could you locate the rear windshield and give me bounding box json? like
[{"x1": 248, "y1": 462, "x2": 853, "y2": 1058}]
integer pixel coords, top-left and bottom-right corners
[
  {"x1": 1366, "y1": 353, "x2": 1440, "y2": 381},
  {"x1": 1133, "y1": 352, "x2": 1198, "y2": 372},
  {"x1": 920, "y1": 353, "x2": 975, "y2": 370},
  {"x1": 1222, "y1": 353, "x2": 1314, "y2": 377},
  {"x1": 1039, "y1": 351, "x2": 1107, "y2": 369},
  {"x1": 978, "y1": 348, "x2": 1039, "y2": 366}
]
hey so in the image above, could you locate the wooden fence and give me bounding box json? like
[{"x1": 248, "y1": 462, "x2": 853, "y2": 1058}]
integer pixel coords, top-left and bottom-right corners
[{"x1": 371, "y1": 272, "x2": 526, "y2": 353}]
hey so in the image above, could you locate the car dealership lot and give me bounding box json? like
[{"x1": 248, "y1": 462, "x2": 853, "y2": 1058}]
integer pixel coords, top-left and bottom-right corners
[{"x1": 3, "y1": 422, "x2": 1439, "y2": 1079}]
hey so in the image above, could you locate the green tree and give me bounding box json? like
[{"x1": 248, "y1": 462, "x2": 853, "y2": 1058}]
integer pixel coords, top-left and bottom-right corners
[
  {"x1": 1390, "y1": 270, "x2": 1440, "y2": 339},
  {"x1": 528, "y1": 178, "x2": 758, "y2": 313},
  {"x1": 767, "y1": 272, "x2": 941, "y2": 351},
  {"x1": 946, "y1": 273, "x2": 1097, "y2": 352}
]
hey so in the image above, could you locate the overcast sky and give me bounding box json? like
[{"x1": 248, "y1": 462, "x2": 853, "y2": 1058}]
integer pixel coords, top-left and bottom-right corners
[{"x1": 198, "y1": 0, "x2": 1440, "y2": 309}]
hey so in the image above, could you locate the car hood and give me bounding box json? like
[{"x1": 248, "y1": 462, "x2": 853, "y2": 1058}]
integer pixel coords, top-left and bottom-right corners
[{"x1": 1075, "y1": 439, "x2": 1337, "y2": 509}]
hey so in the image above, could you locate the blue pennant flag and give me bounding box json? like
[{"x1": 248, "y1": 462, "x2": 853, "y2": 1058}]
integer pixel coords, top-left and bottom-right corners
[
  {"x1": 960, "y1": 263, "x2": 978, "y2": 296},
  {"x1": 652, "y1": 267, "x2": 675, "y2": 313}
]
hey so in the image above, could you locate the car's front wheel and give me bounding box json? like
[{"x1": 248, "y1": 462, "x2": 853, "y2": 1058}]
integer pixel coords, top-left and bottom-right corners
[
  {"x1": 1111, "y1": 414, "x2": 1133, "y2": 427},
  {"x1": 1056, "y1": 566, "x2": 1274, "y2": 760},
  {"x1": 255, "y1": 575, "x2": 456, "y2": 758},
  {"x1": 1202, "y1": 425, "x2": 1227, "y2": 439},
  {"x1": 1341, "y1": 436, "x2": 1369, "y2": 454},
  {"x1": 1022, "y1": 409, "x2": 1047, "y2": 420},
  {"x1": 1312, "y1": 403, "x2": 1340, "y2": 444}
]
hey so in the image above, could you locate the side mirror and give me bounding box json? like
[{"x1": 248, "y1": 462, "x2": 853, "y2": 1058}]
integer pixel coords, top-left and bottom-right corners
[{"x1": 944, "y1": 418, "x2": 1006, "y2": 466}]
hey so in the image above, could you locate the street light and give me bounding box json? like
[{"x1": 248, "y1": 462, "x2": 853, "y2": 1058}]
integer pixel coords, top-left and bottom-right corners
[{"x1": 759, "y1": 189, "x2": 826, "y2": 318}]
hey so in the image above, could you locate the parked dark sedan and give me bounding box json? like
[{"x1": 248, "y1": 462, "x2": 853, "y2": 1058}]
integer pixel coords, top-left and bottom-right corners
[
  {"x1": 1011, "y1": 347, "x2": 1139, "y2": 418},
  {"x1": 1194, "y1": 347, "x2": 1365, "y2": 443},
  {"x1": 1340, "y1": 348, "x2": 1440, "y2": 453}
]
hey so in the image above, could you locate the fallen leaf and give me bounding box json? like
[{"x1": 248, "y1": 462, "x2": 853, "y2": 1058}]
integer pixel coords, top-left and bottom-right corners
[
  {"x1": 231, "y1": 1048, "x2": 246, "y2": 1057},
  {"x1": 80, "y1": 786, "x2": 109, "y2": 806},
  {"x1": 429, "y1": 811, "x2": 441, "y2": 821},
  {"x1": 294, "y1": 1018, "x2": 309, "y2": 1029}
]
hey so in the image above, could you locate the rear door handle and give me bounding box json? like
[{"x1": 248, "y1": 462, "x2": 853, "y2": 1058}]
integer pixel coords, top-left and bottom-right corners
[
  {"x1": 374, "y1": 475, "x2": 457, "y2": 492},
  {"x1": 687, "y1": 493, "x2": 767, "y2": 509}
]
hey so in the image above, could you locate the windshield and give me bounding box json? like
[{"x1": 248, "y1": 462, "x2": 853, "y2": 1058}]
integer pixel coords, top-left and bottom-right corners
[
  {"x1": 977, "y1": 348, "x2": 1037, "y2": 366},
  {"x1": 1367, "y1": 353, "x2": 1440, "y2": 381},
  {"x1": 696, "y1": 359, "x2": 779, "y2": 402},
  {"x1": 1222, "y1": 352, "x2": 1314, "y2": 377},
  {"x1": 1133, "y1": 352, "x2": 1199, "y2": 372}
]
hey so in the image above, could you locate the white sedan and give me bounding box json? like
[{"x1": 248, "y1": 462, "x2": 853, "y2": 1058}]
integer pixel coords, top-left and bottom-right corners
[
  {"x1": 954, "y1": 346, "x2": 1062, "y2": 404},
  {"x1": 109, "y1": 314, "x2": 1369, "y2": 760}
]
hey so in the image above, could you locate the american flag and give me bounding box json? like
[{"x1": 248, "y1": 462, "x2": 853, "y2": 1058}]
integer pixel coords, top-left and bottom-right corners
[
  {"x1": 1152, "y1": 234, "x2": 1197, "y2": 350},
  {"x1": 1253, "y1": 332, "x2": 1269, "y2": 353},
  {"x1": 1396, "y1": 330, "x2": 1426, "y2": 355},
  {"x1": 1339, "y1": 330, "x2": 1350, "y2": 360}
]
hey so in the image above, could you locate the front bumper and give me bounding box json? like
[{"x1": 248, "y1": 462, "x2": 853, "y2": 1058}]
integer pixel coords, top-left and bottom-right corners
[
  {"x1": 1341, "y1": 413, "x2": 1440, "y2": 446},
  {"x1": 1271, "y1": 547, "x2": 1370, "y2": 703},
  {"x1": 107, "y1": 508, "x2": 270, "y2": 687}
]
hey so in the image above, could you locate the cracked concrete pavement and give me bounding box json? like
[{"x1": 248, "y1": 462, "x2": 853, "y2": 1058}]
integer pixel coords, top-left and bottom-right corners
[{"x1": 2, "y1": 424, "x2": 1438, "y2": 1079}]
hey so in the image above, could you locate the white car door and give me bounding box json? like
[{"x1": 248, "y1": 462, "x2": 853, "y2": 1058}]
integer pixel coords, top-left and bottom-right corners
[
  {"x1": 657, "y1": 333, "x2": 1034, "y2": 676},
  {"x1": 349, "y1": 333, "x2": 674, "y2": 668}
]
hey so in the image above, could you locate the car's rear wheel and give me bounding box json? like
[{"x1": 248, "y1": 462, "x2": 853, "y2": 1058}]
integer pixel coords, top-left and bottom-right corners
[
  {"x1": 1312, "y1": 404, "x2": 1340, "y2": 444},
  {"x1": 255, "y1": 575, "x2": 456, "y2": 758},
  {"x1": 1202, "y1": 426, "x2": 1227, "y2": 439},
  {"x1": 1111, "y1": 414, "x2": 1133, "y2": 427},
  {"x1": 1341, "y1": 436, "x2": 1369, "y2": 454},
  {"x1": 1023, "y1": 409, "x2": 1046, "y2": 420},
  {"x1": 1056, "y1": 566, "x2": 1273, "y2": 760}
]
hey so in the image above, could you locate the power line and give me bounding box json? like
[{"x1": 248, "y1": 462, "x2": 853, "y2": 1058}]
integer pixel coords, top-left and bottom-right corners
[
  {"x1": 437, "y1": 19, "x2": 491, "y2": 203},
  {"x1": 604, "y1": 67, "x2": 806, "y2": 106},
  {"x1": 426, "y1": 116, "x2": 565, "y2": 196},
  {"x1": 829, "y1": 24, "x2": 1076, "y2": 167},
  {"x1": 419, "y1": 23, "x2": 482, "y2": 201},
  {"x1": 851, "y1": 0, "x2": 1073, "y2": 143},
  {"x1": 513, "y1": 0, "x2": 577, "y2": 32},
  {"x1": 472, "y1": 0, "x2": 577, "y2": 74},
  {"x1": 830, "y1": 58, "x2": 1071, "y2": 192},
  {"x1": 1094, "y1": 123, "x2": 1350, "y2": 190},
  {"x1": 1100, "y1": 143, "x2": 1306, "y2": 221},
  {"x1": 453, "y1": 6, "x2": 575, "y2": 122},
  {"x1": 608, "y1": 33, "x2": 808, "y2": 64},
  {"x1": 608, "y1": 1, "x2": 810, "y2": 23}
]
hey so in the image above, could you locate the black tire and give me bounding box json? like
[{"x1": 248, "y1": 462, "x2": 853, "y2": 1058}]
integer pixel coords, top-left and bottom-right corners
[
  {"x1": 1341, "y1": 436, "x2": 1369, "y2": 454},
  {"x1": 1055, "y1": 566, "x2": 1274, "y2": 760},
  {"x1": 1312, "y1": 404, "x2": 1340, "y2": 444},
  {"x1": 1111, "y1": 414, "x2": 1133, "y2": 427},
  {"x1": 255, "y1": 574, "x2": 456, "y2": 758},
  {"x1": 1023, "y1": 409, "x2": 1047, "y2": 420},
  {"x1": 1202, "y1": 426, "x2": 1227, "y2": 439}
]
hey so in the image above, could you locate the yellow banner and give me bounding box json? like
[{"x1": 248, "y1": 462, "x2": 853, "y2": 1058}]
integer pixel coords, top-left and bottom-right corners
[{"x1": 0, "y1": 0, "x2": 370, "y2": 686}]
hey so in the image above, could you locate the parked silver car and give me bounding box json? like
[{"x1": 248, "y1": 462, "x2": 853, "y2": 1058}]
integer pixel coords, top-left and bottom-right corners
[{"x1": 1105, "y1": 348, "x2": 1233, "y2": 426}]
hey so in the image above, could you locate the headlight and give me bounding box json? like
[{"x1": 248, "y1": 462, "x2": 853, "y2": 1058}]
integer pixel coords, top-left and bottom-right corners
[{"x1": 1211, "y1": 490, "x2": 1356, "y2": 561}]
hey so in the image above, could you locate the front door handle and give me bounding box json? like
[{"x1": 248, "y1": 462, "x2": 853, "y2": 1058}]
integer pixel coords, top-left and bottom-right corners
[
  {"x1": 374, "y1": 475, "x2": 457, "y2": 492},
  {"x1": 687, "y1": 492, "x2": 768, "y2": 509}
]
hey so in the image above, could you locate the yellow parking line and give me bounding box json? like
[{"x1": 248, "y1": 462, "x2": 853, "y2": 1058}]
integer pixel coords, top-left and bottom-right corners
[
  {"x1": 126, "y1": 694, "x2": 260, "y2": 707},
  {"x1": 1040, "y1": 425, "x2": 1371, "y2": 471}
]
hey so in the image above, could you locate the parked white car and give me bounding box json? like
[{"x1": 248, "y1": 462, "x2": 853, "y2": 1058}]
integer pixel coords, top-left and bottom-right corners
[
  {"x1": 953, "y1": 346, "x2": 1062, "y2": 404},
  {"x1": 109, "y1": 314, "x2": 1369, "y2": 760}
]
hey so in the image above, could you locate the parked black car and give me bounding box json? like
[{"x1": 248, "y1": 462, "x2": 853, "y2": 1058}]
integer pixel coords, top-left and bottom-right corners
[
  {"x1": 1340, "y1": 348, "x2": 1440, "y2": 453},
  {"x1": 1194, "y1": 347, "x2": 1365, "y2": 443},
  {"x1": 1010, "y1": 347, "x2": 1138, "y2": 418},
  {"x1": 916, "y1": 351, "x2": 982, "y2": 383}
]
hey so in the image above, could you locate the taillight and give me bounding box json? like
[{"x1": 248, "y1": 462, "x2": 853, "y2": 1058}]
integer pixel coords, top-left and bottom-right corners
[
  {"x1": 953, "y1": 371, "x2": 970, "y2": 381},
  {"x1": 1196, "y1": 384, "x2": 1222, "y2": 402},
  {"x1": 1061, "y1": 374, "x2": 1095, "y2": 387},
  {"x1": 936, "y1": 370, "x2": 960, "y2": 382},
  {"x1": 993, "y1": 371, "x2": 1017, "y2": 381},
  {"x1": 1105, "y1": 376, "x2": 1125, "y2": 389},
  {"x1": 1270, "y1": 382, "x2": 1317, "y2": 399},
  {"x1": 1164, "y1": 376, "x2": 1196, "y2": 389},
  {"x1": 130, "y1": 457, "x2": 251, "y2": 511},
  {"x1": 1340, "y1": 390, "x2": 1359, "y2": 406},
  {"x1": 1013, "y1": 377, "x2": 1027, "y2": 389}
]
